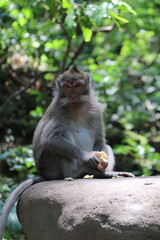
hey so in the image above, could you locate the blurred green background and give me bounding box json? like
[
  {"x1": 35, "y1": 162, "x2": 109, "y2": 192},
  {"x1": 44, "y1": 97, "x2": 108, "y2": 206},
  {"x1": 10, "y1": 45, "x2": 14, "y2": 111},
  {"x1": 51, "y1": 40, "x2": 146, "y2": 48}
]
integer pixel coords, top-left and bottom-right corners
[{"x1": 0, "y1": 0, "x2": 160, "y2": 239}]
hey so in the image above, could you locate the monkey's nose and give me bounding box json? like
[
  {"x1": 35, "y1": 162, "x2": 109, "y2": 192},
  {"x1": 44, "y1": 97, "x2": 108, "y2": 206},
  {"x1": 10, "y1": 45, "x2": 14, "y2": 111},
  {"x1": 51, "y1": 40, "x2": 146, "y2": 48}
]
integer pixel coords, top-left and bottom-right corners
[
  {"x1": 70, "y1": 96, "x2": 78, "y2": 103},
  {"x1": 71, "y1": 95, "x2": 76, "y2": 99}
]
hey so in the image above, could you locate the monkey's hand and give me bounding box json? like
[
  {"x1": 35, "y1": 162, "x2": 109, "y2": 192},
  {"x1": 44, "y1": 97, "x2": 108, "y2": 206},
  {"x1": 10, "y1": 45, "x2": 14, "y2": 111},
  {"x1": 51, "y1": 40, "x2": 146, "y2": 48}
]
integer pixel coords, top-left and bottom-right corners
[
  {"x1": 92, "y1": 151, "x2": 108, "y2": 172},
  {"x1": 84, "y1": 152, "x2": 99, "y2": 169}
]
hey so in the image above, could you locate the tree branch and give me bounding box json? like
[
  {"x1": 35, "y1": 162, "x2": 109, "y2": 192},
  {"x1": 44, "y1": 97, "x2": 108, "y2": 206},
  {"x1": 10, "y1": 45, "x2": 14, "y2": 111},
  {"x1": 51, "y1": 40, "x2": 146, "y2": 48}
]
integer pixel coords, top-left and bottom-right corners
[
  {"x1": 98, "y1": 23, "x2": 115, "y2": 33},
  {"x1": 0, "y1": 70, "x2": 59, "y2": 113},
  {"x1": 67, "y1": 40, "x2": 85, "y2": 69},
  {"x1": 61, "y1": 37, "x2": 72, "y2": 72}
]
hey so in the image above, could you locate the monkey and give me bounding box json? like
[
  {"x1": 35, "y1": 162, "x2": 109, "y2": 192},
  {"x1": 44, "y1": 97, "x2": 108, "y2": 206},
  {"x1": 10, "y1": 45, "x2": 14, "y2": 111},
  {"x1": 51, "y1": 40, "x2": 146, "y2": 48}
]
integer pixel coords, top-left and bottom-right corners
[
  {"x1": 0, "y1": 66, "x2": 134, "y2": 239},
  {"x1": 33, "y1": 65, "x2": 134, "y2": 179}
]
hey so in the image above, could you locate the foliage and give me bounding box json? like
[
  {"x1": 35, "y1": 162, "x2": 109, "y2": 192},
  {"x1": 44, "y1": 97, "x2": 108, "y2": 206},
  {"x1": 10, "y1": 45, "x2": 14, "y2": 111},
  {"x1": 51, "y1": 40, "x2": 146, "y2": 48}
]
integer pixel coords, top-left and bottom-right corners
[
  {"x1": 0, "y1": 145, "x2": 35, "y2": 239},
  {"x1": 0, "y1": 0, "x2": 160, "y2": 239}
]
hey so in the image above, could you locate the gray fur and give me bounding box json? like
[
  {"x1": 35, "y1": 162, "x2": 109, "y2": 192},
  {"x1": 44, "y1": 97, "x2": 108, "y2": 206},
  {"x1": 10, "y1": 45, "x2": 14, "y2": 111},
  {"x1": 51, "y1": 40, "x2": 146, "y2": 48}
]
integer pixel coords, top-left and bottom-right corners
[{"x1": 33, "y1": 66, "x2": 134, "y2": 179}]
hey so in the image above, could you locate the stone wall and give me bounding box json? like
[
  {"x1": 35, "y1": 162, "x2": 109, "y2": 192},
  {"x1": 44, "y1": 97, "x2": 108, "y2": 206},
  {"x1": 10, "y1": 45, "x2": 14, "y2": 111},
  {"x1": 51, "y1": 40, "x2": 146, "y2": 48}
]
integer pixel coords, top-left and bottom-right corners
[{"x1": 17, "y1": 176, "x2": 160, "y2": 240}]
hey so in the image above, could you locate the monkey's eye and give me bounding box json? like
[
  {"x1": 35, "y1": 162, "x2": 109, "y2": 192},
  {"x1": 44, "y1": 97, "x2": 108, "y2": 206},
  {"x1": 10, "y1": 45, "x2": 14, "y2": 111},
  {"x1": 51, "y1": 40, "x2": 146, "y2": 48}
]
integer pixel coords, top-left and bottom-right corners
[
  {"x1": 64, "y1": 84, "x2": 72, "y2": 90},
  {"x1": 74, "y1": 83, "x2": 81, "y2": 88}
]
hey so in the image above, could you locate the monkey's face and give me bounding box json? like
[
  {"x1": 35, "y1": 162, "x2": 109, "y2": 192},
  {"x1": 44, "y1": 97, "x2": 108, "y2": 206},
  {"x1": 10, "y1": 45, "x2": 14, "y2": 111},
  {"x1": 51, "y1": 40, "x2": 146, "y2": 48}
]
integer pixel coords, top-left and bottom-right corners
[
  {"x1": 55, "y1": 66, "x2": 91, "y2": 106},
  {"x1": 62, "y1": 80, "x2": 87, "y2": 105}
]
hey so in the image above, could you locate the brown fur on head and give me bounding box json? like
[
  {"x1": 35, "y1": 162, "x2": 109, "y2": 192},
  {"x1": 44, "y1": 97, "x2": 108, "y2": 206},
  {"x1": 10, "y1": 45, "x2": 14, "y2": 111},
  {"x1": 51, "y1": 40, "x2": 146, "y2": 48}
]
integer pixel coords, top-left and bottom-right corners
[{"x1": 57, "y1": 66, "x2": 90, "y2": 85}]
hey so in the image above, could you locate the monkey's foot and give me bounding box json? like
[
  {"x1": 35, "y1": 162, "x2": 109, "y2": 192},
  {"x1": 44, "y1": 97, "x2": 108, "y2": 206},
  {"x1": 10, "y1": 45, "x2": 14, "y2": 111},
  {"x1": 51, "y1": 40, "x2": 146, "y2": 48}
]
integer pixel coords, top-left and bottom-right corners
[
  {"x1": 94, "y1": 171, "x2": 135, "y2": 179},
  {"x1": 107, "y1": 171, "x2": 135, "y2": 178},
  {"x1": 111, "y1": 171, "x2": 135, "y2": 178}
]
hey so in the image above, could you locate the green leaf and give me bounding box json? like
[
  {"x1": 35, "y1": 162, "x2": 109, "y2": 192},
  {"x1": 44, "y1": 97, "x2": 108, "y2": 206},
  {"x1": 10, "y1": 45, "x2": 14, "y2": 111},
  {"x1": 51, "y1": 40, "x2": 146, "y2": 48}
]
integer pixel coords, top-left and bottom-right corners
[
  {"x1": 30, "y1": 106, "x2": 44, "y2": 117},
  {"x1": 0, "y1": 0, "x2": 7, "y2": 7},
  {"x1": 81, "y1": 26, "x2": 92, "y2": 42},
  {"x1": 18, "y1": 17, "x2": 27, "y2": 26},
  {"x1": 22, "y1": 8, "x2": 32, "y2": 19},
  {"x1": 45, "y1": 39, "x2": 66, "y2": 50},
  {"x1": 124, "y1": 130, "x2": 148, "y2": 145},
  {"x1": 25, "y1": 158, "x2": 34, "y2": 168},
  {"x1": 114, "y1": 145, "x2": 133, "y2": 154},
  {"x1": 62, "y1": 0, "x2": 73, "y2": 12},
  {"x1": 10, "y1": 9, "x2": 19, "y2": 17},
  {"x1": 110, "y1": 12, "x2": 129, "y2": 23},
  {"x1": 46, "y1": 0, "x2": 58, "y2": 15},
  {"x1": 84, "y1": 3, "x2": 104, "y2": 26},
  {"x1": 120, "y1": 2, "x2": 137, "y2": 16},
  {"x1": 79, "y1": 16, "x2": 93, "y2": 42},
  {"x1": 113, "y1": 19, "x2": 123, "y2": 31},
  {"x1": 65, "y1": 9, "x2": 77, "y2": 37}
]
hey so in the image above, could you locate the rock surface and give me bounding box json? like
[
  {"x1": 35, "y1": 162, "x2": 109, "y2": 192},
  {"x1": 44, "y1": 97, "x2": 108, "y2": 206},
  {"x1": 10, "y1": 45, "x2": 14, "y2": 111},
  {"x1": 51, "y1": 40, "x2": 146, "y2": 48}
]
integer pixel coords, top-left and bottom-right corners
[{"x1": 17, "y1": 176, "x2": 160, "y2": 240}]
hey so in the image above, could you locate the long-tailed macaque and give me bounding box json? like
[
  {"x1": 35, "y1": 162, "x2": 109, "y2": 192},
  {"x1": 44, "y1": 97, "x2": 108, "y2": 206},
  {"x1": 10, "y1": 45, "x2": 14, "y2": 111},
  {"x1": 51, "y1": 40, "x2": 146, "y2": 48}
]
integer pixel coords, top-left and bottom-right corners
[{"x1": 0, "y1": 66, "x2": 134, "y2": 239}]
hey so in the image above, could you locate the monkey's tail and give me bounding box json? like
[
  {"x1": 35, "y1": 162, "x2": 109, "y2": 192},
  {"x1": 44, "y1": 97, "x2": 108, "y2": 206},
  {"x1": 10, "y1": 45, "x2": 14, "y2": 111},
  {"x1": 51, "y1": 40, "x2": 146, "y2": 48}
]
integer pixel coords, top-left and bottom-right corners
[{"x1": 0, "y1": 176, "x2": 47, "y2": 240}]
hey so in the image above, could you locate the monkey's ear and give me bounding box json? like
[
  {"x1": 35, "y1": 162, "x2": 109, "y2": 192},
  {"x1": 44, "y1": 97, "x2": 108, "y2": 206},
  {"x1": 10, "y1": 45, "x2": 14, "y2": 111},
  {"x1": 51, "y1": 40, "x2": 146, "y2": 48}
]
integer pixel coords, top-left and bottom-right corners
[
  {"x1": 87, "y1": 73, "x2": 92, "y2": 84},
  {"x1": 69, "y1": 65, "x2": 80, "y2": 73},
  {"x1": 55, "y1": 75, "x2": 61, "y2": 88}
]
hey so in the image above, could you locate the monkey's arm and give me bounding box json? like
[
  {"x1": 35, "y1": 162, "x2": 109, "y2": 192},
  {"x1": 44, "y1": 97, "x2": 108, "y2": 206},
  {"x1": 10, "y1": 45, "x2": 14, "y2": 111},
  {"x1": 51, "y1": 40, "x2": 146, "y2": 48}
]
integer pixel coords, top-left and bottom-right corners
[
  {"x1": 34, "y1": 118, "x2": 99, "y2": 168},
  {"x1": 47, "y1": 135, "x2": 86, "y2": 159},
  {"x1": 44, "y1": 135, "x2": 99, "y2": 168},
  {"x1": 93, "y1": 119, "x2": 106, "y2": 151},
  {"x1": 0, "y1": 176, "x2": 46, "y2": 240},
  {"x1": 90, "y1": 114, "x2": 116, "y2": 171}
]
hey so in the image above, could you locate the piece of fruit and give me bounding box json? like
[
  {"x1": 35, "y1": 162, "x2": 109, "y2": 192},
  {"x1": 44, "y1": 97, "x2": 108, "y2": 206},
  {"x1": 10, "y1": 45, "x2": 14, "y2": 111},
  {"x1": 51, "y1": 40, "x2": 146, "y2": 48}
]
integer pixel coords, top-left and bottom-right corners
[
  {"x1": 92, "y1": 151, "x2": 108, "y2": 172},
  {"x1": 64, "y1": 177, "x2": 74, "y2": 181},
  {"x1": 84, "y1": 175, "x2": 94, "y2": 179}
]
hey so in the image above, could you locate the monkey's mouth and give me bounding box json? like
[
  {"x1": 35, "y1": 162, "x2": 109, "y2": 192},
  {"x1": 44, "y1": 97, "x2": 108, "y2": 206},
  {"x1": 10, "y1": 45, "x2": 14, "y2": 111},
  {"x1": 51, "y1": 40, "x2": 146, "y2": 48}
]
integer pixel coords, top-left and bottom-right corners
[
  {"x1": 69, "y1": 98, "x2": 80, "y2": 104},
  {"x1": 70, "y1": 102, "x2": 80, "y2": 105}
]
